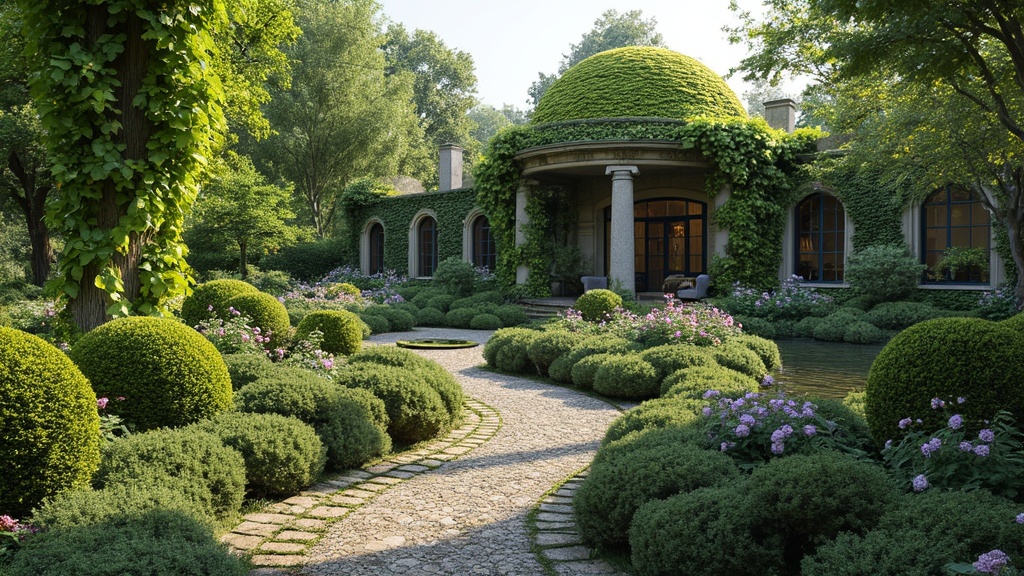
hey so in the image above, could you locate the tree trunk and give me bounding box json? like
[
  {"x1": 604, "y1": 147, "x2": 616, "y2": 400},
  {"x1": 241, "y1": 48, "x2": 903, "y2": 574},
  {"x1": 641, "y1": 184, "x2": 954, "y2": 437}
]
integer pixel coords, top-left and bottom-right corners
[
  {"x1": 239, "y1": 239, "x2": 248, "y2": 278},
  {"x1": 6, "y1": 150, "x2": 52, "y2": 286},
  {"x1": 1006, "y1": 215, "x2": 1024, "y2": 306}
]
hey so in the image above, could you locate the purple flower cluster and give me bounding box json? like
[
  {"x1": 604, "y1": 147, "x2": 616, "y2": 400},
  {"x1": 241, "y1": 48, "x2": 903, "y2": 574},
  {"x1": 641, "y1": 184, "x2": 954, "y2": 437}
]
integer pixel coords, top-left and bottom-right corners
[
  {"x1": 973, "y1": 550, "x2": 1010, "y2": 575},
  {"x1": 912, "y1": 474, "x2": 929, "y2": 492},
  {"x1": 558, "y1": 299, "x2": 742, "y2": 347},
  {"x1": 920, "y1": 437, "x2": 942, "y2": 457}
]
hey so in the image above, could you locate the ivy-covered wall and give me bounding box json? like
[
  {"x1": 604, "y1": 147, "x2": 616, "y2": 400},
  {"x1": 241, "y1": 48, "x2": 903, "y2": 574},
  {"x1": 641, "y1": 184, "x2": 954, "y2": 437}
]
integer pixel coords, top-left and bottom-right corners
[{"x1": 350, "y1": 188, "x2": 480, "y2": 275}]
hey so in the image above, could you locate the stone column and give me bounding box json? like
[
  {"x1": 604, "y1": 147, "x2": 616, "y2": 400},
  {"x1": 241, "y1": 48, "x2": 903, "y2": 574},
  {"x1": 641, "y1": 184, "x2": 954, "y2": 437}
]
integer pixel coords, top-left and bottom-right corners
[
  {"x1": 514, "y1": 180, "x2": 532, "y2": 285},
  {"x1": 606, "y1": 166, "x2": 639, "y2": 296}
]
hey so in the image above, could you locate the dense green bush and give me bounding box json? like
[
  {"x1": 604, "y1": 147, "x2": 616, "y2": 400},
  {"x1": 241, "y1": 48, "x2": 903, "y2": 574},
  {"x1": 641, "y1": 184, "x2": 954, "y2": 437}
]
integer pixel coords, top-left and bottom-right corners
[
  {"x1": 592, "y1": 355, "x2": 660, "y2": 398},
  {"x1": 863, "y1": 301, "x2": 949, "y2": 330},
  {"x1": 773, "y1": 319, "x2": 798, "y2": 339},
  {"x1": 347, "y1": 346, "x2": 464, "y2": 422},
  {"x1": 865, "y1": 317, "x2": 1024, "y2": 444},
  {"x1": 93, "y1": 428, "x2": 246, "y2": 520},
  {"x1": 493, "y1": 329, "x2": 540, "y2": 374},
  {"x1": 661, "y1": 365, "x2": 759, "y2": 399},
  {"x1": 432, "y1": 257, "x2": 477, "y2": 297},
  {"x1": 710, "y1": 341, "x2": 767, "y2": 379},
  {"x1": 358, "y1": 312, "x2": 391, "y2": 335},
  {"x1": 637, "y1": 344, "x2": 717, "y2": 383},
  {"x1": 812, "y1": 398, "x2": 874, "y2": 450},
  {"x1": 410, "y1": 288, "x2": 444, "y2": 308},
  {"x1": 31, "y1": 483, "x2": 211, "y2": 530},
  {"x1": 733, "y1": 315, "x2": 776, "y2": 339},
  {"x1": 191, "y1": 412, "x2": 325, "y2": 498},
  {"x1": 260, "y1": 236, "x2": 347, "y2": 282},
  {"x1": 222, "y1": 353, "x2": 276, "y2": 390},
  {"x1": 730, "y1": 334, "x2": 782, "y2": 371},
  {"x1": 812, "y1": 310, "x2": 863, "y2": 342},
  {"x1": 335, "y1": 363, "x2": 449, "y2": 444},
  {"x1": 844, "y1": 245, "x2": 926, "y2": 304},
  {"x1": 0, "y1": 328, "x2": 100, "y2": 517},
  {"x1": 362, "y1": 306, "x2": 415, "y2": 332},
  {"x1": 548, "y1": 336, "x2": 634, "y2": 384},
  {"x1": 483, "y1": 327, "x2": 539, "y2": 367},
  {"x1": 803, "y1": 490, "x2": 1024, "y2": 576},
  {"x1": 179, "y1": 278, "x2": 259, "y2": 328},
  {"x1": 425, "y1": 294, "x2": 457, "y2": 313},
  {"x1": 444, "y1": 307, "x2": 477, "y2": 328},
  {"x1": 70, "y1": 317, "x2": 233, "y2": 431},
  {"x1": 415, "y1": 306, "x2": 446, "y2": 326},
  {"x1": 494, "y1": 304, "x2": 529, "y2": 327},
  {"x1": 574, "y1": 288, "x2": 622, "y2": 321},
  {"x1": 450, "y1": 291, "x2": 504, "y2": 310},
  {"x1": 235, "y1": 368, "x2": 390, "y2": 469},
  {"x1": 1002, "y1": 309, "x2": 1024, "y2": 332},
  {"x1": 5, "y1": 509, "x2": 249, "y2": 576},
  {"x1": 575, "y1": 428, "x2": 740, "y2": 549},
  {"x1": 796, "y1": 316, "x2": 822, "y2": 338},
  {"x1": 469, "y1": 313, "x2": 503, "y2": 330},
  {"x1": 843, "y1": 321, "x2": 887, "y2": 344},
  {"x1": 571, "y1": 352, "x2": 617, "y2": 390},
  {"x1": 225, "y1": 291, "x2": 292, "y2": 349},
  {"x1": 601, "y1": 397, "x2": 705, "y2": 445},
  {"x1": 295, "y1": 309, "x2": 364, "y2": 355},
  {"x1": 527, "y1": 330, "x2": 583, "y2": 376}
]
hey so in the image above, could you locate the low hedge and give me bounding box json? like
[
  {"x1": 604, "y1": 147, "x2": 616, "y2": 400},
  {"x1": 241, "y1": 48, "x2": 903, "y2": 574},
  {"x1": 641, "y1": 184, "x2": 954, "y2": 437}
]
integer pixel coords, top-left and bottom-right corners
[
  {"x1": 358, "y1": 313, "x2": 391, "y2": 335},
  {"x1": 527, "y1": 330, "x2": 584, "y2": 377},
  {"x1": 729, "y1": 334, "x2": 782, "y2": 371},
  {"x1": 592, "y1": 355, "x2": 659, "y2": 399},
  {"x1": 548, "y1": 336, "x2": 633, "y2": 384},
  {"x1": 710, "y1": 341, "x2": 767, "y2": 379},
  {"x1": 483, "y1": 327, "x2": 539, "y2": 368},
  {"x1": 571, "y1": 353, "x2": 617, "y2": 390},
  {"x1": 493, "y1": 304, "x2": 529, "y2": 327},
  {"x1": 602, "y1": 397, "x2": 705, "y2": 446},
  {"x1": 415, "y1": 306, "x2": 446, "y2": 327},
  {"x1": 636, "y1": 344, "x2": 717, "y2": 384},
  {"x1": 661, "y1": 365, "x2": 758, "y2": 399},
  {"x1": 469, "y1": 313, "x2": 503, "y2": 330}
]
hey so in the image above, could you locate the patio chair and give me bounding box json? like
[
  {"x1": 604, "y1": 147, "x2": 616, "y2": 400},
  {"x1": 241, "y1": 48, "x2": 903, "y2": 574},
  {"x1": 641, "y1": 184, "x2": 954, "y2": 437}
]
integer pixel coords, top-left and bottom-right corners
[
  {"x1": 581, "y1": 276, "x2": 608, "y2": 292},
  {"x1": 676, "y1": 274, "x2": 710, "y2": 301}
]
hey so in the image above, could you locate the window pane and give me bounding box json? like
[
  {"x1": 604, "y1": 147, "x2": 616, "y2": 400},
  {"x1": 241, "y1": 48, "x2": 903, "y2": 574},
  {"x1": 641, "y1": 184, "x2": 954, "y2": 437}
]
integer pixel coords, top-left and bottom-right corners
[
  {"x1": 972, "y1": 205, "x2": 990, "y2": 226},
  {"x1": 648, "y1": 201, "x2": 667, "y2": 217},
  {"x1": 688, "y1": 202, "x2": 703, "y2": 215},
  {"x1": 667, "y1": 201, "x2": 685, "y2": 216},
  {"x1": 951, "y1": 227, "x2": 969, "y2": 248}
]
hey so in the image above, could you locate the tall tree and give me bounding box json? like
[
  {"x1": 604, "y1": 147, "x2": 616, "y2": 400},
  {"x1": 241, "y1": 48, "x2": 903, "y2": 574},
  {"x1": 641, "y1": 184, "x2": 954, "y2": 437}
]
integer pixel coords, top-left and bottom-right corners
[
  {"x1": 528, "y1": 9, "x2": 667, "y2": 108},
  {"x1": 467, "y1": 104, "x2": 511, "y2": 150},
  {"x1": 258, "y1": 0, "x2": 425, "y2": 238},
  {"x1": 19, "y1": 0, "x2": 229, "y2": 330},
  {"x1": 729, "y1": 0, "x2": 1024, "y2": 303}
]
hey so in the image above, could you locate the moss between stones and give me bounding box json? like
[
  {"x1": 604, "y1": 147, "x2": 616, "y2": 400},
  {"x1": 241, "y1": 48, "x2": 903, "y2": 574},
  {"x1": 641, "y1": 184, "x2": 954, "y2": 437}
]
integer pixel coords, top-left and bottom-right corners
[{"x1": 532, "y1": 47, "x2": 746, "y2": 124}]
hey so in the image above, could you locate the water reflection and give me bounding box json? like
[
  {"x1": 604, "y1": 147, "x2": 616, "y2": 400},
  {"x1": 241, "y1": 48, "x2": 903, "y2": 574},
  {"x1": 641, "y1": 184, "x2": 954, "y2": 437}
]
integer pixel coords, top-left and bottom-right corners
[{"x1": 773, "y1": 339, "x2": 886, "y2": 399}]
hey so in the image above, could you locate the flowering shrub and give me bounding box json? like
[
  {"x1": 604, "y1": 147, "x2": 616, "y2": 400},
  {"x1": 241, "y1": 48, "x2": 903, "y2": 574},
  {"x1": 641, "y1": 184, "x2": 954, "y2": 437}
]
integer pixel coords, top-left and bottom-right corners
[
  {"x1": 715, "y1": 275, "x2": 834, "y2": 322},
  {"x1": 978, "y1": 284, "x2": 1023, "y2": 320},
  {"x1": 0, "y1": 515, "x2": 37, "y2": 562},
  {"x1": 318, "y1": 265, "x2": 408, "y2": 303},
  {"x1": 699, "y1": 390, "x2": 870, "y2": 470},
  {"x1": 97, "y1": 396, "x2": 130, "y2": 443},
  {"x1": 945, "y1": 549, "x2": 1019, "y2": 575},
  {"x1": 194, "y1": 306, "x2": 272, "y2": 355},
  {"x1": 280, "y1": 329, "x2": 338, "y2": 376},
  {"x1": 881, "y1": 397, "x2": 1024, "y2": 499},
  {"x1": 555, "y1": 297, "x2": 742, "y2": 347}
]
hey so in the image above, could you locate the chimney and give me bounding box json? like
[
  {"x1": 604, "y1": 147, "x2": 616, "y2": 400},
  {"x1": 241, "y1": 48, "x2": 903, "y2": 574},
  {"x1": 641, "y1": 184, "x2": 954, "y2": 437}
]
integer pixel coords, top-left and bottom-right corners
[
  {"x1": 763, "y1": 98, "x2": 797, "y2": 133},
  {"x1": 439, "y1": 144, "x2": 464, "y2": 191}
]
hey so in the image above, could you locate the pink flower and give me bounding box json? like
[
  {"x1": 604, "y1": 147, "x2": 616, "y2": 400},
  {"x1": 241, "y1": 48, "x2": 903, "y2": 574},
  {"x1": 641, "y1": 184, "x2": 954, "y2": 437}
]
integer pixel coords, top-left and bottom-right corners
[{"x1": 96, "y1": 397, "x2": 109, "y2": 410}]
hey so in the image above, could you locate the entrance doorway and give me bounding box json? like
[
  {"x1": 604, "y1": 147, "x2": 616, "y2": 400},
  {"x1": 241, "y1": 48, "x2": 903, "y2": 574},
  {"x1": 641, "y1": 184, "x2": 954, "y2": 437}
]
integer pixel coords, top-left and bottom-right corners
[{"x1": 605, "y1": 198, "x2": 707, "y2": 292}]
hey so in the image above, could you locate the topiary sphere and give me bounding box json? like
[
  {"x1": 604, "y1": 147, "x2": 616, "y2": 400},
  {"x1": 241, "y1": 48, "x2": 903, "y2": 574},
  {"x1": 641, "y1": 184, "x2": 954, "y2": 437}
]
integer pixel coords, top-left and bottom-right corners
[
  {"x1": 444, "y1": 307, "x2": 477, "y2": 329},
  {"x1": 415, "y1": 306, "x2": 446, "y2": 327},
  {"x1": 335, "y1": 363, "x2": 449, "y2": 443},
  {"x1": 571, "y1": 353, "x2": 617, "y2": 390},
  {"x1": 527, "y1": 330, "x2": 584, "y2": 377},
  {"x1": 347, "y1": 346, "x2": 464, "y2": 422},
  {"x1": 574, "y1": 289, "x2": 623, "y2": 322},
  {"x1": 592, "y1": 355, "x2": 659, "y2": 399},
  {"x1": 549, "y1": 336, "x2": 634, "y2": 384},
  {"x1": 638, "y1": 344, "x2": 717, "y2": 383},
  {"x1": 363, "y1": 306, "x2": 415, "y2": 332},
  {"x1": 533, "y1": 47, "x2": 746, "y2": 124},
  {"x1": 295, "y1": 309, "x2": 364, "y2": 356},
  {"x1": 710, "y1": 341, "x2": 767, "y2": 379},
  {"x1": 483, "y1": 327, "x2": 541, "y2": 368},
  {"x1": 601, "y1": 397, "x2": 705, "y2": 446},
  {"x1": 70, "y1": 317, "x2": 232, "y2": 432},
  {"x1": 0, "y1": 328, "x2": 100, "y2": 517},
  {"x1": 494, "y1": 304, "x2": 529, "y2": 327},
  {"x1": 469, "y1": 313, "x2": 503, "y2": 330},
  {"x1": 661, "y1": 365, "x2": 758, "y2": 399},
  {"x1": 226, "y1": 291, "x2": 292, "y2": 349},
  {"x1": 865, "y1": 317, "x2": 1024, "y2": 444},
  {"x1": 729, "y1": 334, "x2": 782, "y2": 371},
  {"x1": 180, "y1": 279, "x2": 259, "y2": 328},
  {"x1": 358, "y1": 313, "x2": 391, "y2": 335}
]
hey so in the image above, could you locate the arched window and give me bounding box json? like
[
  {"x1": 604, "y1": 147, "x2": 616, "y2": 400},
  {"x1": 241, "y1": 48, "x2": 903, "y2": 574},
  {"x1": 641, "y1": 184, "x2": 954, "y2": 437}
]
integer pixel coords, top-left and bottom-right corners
[
  {"x1": 922, "y1": 187, "x2": 990, "y2": 283},
  {"x1": 418, "y1": 216, "x2": 438, "y2": 277},
  {"x1": 796, "y1": 193, "x2": 845, "y2": 282},
  {"x1": 368, "y1": 223, "x2": 384, "y2": 274},
  {"x1": 471, "y1": 215, "x2": 496, "y2": 271}
]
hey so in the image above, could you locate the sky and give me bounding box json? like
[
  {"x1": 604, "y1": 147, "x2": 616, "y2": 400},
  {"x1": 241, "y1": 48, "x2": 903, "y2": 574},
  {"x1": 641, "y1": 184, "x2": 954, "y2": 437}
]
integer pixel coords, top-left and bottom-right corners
[{"x1": 377, "y1": 0, "x2": 794, "y2": 111}]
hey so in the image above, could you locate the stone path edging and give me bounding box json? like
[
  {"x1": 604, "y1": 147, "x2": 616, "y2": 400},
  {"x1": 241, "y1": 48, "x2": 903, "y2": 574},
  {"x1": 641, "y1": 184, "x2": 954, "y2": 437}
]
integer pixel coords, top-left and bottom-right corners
[{"x1": 223, "y1": 396, "x2": 502, "y2": 571}]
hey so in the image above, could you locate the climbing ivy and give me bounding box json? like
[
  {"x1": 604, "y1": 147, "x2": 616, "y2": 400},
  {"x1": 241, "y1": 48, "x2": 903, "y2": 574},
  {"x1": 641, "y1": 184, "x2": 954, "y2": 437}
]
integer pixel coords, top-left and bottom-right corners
[{"x1": 20, "y1": 0, "x2": 227, "y2": 329}]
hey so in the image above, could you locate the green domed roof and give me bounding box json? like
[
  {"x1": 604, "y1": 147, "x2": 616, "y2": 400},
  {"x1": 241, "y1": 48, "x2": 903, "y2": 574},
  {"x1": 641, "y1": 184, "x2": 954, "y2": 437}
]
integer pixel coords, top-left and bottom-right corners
[{"x1": 532, "y1": 47, "x2": 746, "y2": 124}]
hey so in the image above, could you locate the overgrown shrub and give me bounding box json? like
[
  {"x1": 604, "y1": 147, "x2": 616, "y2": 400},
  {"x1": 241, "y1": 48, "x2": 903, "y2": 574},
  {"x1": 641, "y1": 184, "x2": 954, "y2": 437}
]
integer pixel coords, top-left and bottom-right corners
[
  {"x1": 494, "y1": 304, "x2": 529, "y2": 327},
  {"x1": 863, "y1": 301, "x2": 949, "y2": 330},
  {"x1": 637, "y1": 344, "x2": 717, "y2": 383},
  {"x1": 93, "y1": 428, "x2": 246, "y2": 519},
  {"x1": 527, "y1": 330, "x2": 583, "y2": 376},
  {"x1": 661, "y1": 365, "x2": 759, "y2": 399},
  {"x1": 730, "y1": 334, "x2": 782, "y2": 371},
  {"x1": 602, "y1": 397, "x2": 705, "y2": 445},
  {"x1": 358, "y1": 312, "x2": 391, "y2": 335},
  {"x1": 843, "y1": 321, "x2": 887, "y2": 344},
  {"x1": 295, "y1": 309, "x2": 364, "y2": 355},
  {"x1": 70, "y1": 317, "x2": 233, "y2": 431},
  {"x1": 571, "y1": 352, "x2": 617, "y2": 390},
  {"x1": 0, "y1": 328, "x2": 100, "y2": 517},
  {"x1": 575, "y1": 428, "x2": 740, "y2": 549},
  {"x1": 574, "y1": 288, "x2": 622, "y2": 321},
  {"x1": 31, "y1": 483, "x2": 211, "y2": 530},
  {"x1": 469, "y1": 313, "x2": 503, "y2": 330},
  {"x1": 865, "y1": 317, "x2": 1024, "y2": 444},
  {"x1": 222, "y1": 353, "x2": 276, "y2": 390},
  {"x1": 432, "y1": 257, "x2": 476, "y2": 297},
  {"x1": 179, "y1": 278, "x2": 259, "y2": 328},
  {"x1": 415, "y1": 306, "x2": 446, "y2": 326},
  {"x1": 844, "y1": 245, "x2": 926, "y2": 304},
  {"x1": 235, "y1": 368, "x2": 390, "y2": 469},
  {"x1": 711, "y1": 341, "x2": 767, "y2": 379},
  {"x1": 335, "y1": 363, "x2": 449, "y2": 443},
  {"x1": 593, "y1": 355, "x2": 660, "y2": 398},
  {"x1": 347, "y1": 346, "x2": 464, "y2": 422},
  {"x1": 191, "y1": 412, "x2": 325, "y2": 498},
  {"x1": 225, "y1": 291, "x2": 292, "y2": 349}
]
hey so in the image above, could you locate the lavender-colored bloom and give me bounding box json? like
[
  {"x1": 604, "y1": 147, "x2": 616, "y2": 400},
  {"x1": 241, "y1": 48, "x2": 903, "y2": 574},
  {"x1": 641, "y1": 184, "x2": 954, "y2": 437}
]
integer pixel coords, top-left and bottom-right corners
[
  {"x1": 781, "y1": 424, "x2": 794, "y2": 437},
  {"x1": 739, "y1": 414, "x2": 756, "y2": 426},
  {"x1": 702, "y1": 407, "x2": 713, "y2": 417},
  {"x1": 735, "y1": 424, "x2": 751, "y2": 438},
  {"x1": 783, "y1": 406, "x2": 799, "y2": 418},
  {"x1": 803, "y1": 424, "x2": 817, "y2": 437},
  {"x1": 720, "y1": 441, "x2": 734, "y2": 452},
  {"x1": 973, "y1": 550, "x2": 1010, "y2": 575},
  {"x1": 931, "y1": 397, "x2": 946, "y2": 409},
  {"x1": 974, "y1": 444, "x2": 991, "y2": 457},
  {"x1": 1016, "y1": 513, "x2": 1024, "y2": 525},
  {"x1": 207, "y1": 304, "x2": 214, "y2": 312},
  {"x1": 703, "y1": 390, "x2": 721, "y2": 399},
  {"x1": 884, "y1": 439, "x2": 892, "y2": 450},
  {"x1": 957, "y1": 396, "x2": 967, "y2": 404},
  {"x1": 979, "y1": 429, "x2": 996, "y2": 443},
  {"x1": 771, "y1": 441, "x2": 785, "y2": 455},
  {"x1": 912, "y1": 474, "x2": 929, "y2": 492},
  {"x1": 949, "y1": 414, "x2": 963, "y2": 430},
  {"x1": 761, "y1": 374, "x2": 775, "y2": 387},
  {"x1": 898, "y1": 418, "x2": 913, "y2": 430},
  {"x1": 921, "y1": 438, "x2": 942, "y2": 458},
  {"x1": 801, "y1": 402, "x2": 816, "y2": 418},
  {"x1": 959, "y1": 441, "x2": 974, "y2": 452}
]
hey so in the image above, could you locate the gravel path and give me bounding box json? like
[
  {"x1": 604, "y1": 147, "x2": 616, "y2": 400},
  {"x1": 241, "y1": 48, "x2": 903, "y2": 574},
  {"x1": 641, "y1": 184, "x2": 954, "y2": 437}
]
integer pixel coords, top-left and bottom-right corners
[{"x1": 297, "y1": 328, "x2": 626, "y2": 576}]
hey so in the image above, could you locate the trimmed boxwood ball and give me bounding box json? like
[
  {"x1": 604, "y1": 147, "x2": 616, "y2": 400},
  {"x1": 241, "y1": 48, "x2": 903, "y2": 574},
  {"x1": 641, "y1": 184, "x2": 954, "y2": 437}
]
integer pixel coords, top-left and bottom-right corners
[
  {"x1": 630, "y1": 484, "x2": 780, "y2": 576},
  {"x1": 602, "y1": 397, "x2": 705, "y2": 446},
  {"x1": 592, "y1": 355, "x2": 659, "y2": 398},
  {"x1": 93, "y1": 428, "x2": 246, "y2": 520},
  {"x1": 571, "y1": 353, "x2": 617, "y2": 390},
  {"x1": 295, "y1": 309, "x2": 364, "y2": 356},
  {"x1": 661, "y1": 365, "x2": 758, "y2": 399},
  {"x1": 5, "y1": 509, "x2": 249, "y2": 576},
  {"x1": 574, "y1": 288, "x2": 622, "y2": 322},
  {"x1": 494, "y1": 304, "x2": 529, "y2": 327},
  {"x1": 222, "y1": 352, "x2": 276, "y2": 390},
  {"x1": 483, "y1": 327, "x2": 540, "y2": 368},
  {"x1": 575, "y1": 427, "x2": 740, "y2": 549},
  {"x1": 235, "y1": 367, "x2": 390, "y2": 469},
  {"x1": 533, "y1": 47, "x2": 746, "y2": 123},
  {"x1": 410, "y1": 287, "x2": 444, "y2": 308},
  {"x1": 796, "y1": 316, "x2": 822, "y2": 338},
  {"x1": 865, "y1": 317, "x2": 1024, "y2": 444},
  {"x1": 730, "y1": 334, "x2": 782, "y2": 371},
  {"x1": 347, "y1": 346, "x2": 464, "y2": 422},
  {"x1": 710, "y1": 342, "x2": 766, "y2": 379},
  {"x1": 226, "y1": 291, "x2": 292, "y2": 349},
  {"x1": 813, "y1": 309, "x2": 866, "y2": 342},
  {"x1": 416, "y1": 306, "x2": 446, "y2": 326},
  {"x1": 70, "y1": 316, "x2": 232, "y2": 431},
  {"x1": 639, "y1": 344, "x2": 717, "y2": 383},
  {"x1": 358, "y1": 312, "x2": 391, "y2": 334},
  {"x1": 0, "y1": 328, "x2": 100, "y2": 517},
  {"x1": 191, "y1": 412, "x2": 326, "y2": 498},
  {"x1": 363, "y1": 305, "x2": 415, "y2": 332},
  {"x1": 843, "y1": 320, "x2": 887, "y2": 344},
  {"x1": 445, "y1": 307, "x2": 477, "y2": 328},
  {"x1": 548, "y1": 336, "x2": 634, "y2": 383},
  {"x1": 469, "y1": 313, "x2": 503, "y2": 330},
  {"x1": 527, "y1": 330, "x2": 584, "y2": 376},
  {"x1": 335, "y1": 363, "x2": 449, "y2": 444},
  {"x1": 180, "y1": 278, "x2": 259, "y2": 328},
  {"x1": 494, "y1": 329, "x2": 540, "y2": 374}
]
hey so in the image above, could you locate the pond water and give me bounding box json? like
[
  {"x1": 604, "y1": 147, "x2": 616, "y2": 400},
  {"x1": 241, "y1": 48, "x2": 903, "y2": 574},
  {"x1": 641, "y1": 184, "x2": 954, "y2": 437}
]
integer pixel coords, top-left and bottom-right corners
[{"x1": 772, "y1": 339, "x2": 886, "y2": 399}]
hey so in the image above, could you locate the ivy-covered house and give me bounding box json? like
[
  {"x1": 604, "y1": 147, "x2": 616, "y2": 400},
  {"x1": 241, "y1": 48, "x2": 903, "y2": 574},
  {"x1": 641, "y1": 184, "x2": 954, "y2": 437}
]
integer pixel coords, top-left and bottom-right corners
[{"x1": 347, "y1": 46, "x2": 1008, "y2": 301}]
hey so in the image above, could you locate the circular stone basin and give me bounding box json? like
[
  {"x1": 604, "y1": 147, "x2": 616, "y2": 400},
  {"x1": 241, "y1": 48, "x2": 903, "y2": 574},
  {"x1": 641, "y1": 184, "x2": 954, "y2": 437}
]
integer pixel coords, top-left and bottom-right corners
[{"x1": 396, "y1": 338, "x2": 479, "y2": 350}]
